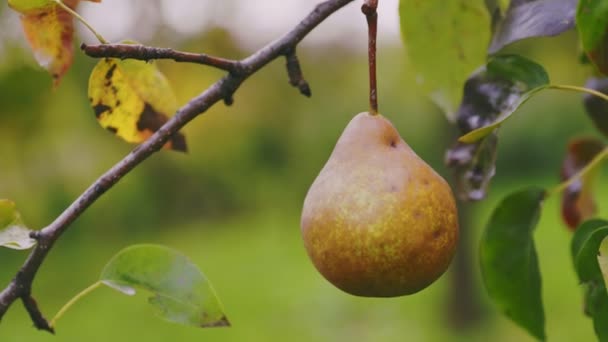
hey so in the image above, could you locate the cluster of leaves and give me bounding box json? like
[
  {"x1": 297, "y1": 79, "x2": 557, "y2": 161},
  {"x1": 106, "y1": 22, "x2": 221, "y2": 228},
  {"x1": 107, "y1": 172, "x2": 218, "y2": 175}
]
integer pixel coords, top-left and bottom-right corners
[
  {"x1": 2, "y1": 0, "x2": 223, "y2": 331},
  {"x1": 8, "y1": 0, "x2": 187, "y2": 151},
  {"x1": 401, "y1": 0, "x2": 608, "y2": 340}
]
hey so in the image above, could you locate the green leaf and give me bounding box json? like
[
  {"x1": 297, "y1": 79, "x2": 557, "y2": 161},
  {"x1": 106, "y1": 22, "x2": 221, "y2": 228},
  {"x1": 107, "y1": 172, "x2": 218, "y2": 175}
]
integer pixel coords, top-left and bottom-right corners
[
  {"x1": 559, "y1": 138, "x2": 606, "y2": 230},
  {"x1": 600, "y1": 237, "x2": 608, "y2": 287},
  {"x1": 586, "y1": 283, "x2": 608, "y2": 341},
  {"x1": 100, "y1": 244, "x2": 229, "y2": 328},
  {"x1": 0, "y1": 199, "x2": 36, "y2": 250},
  {"x1": 488, "y1": 0, "x2": 577, "y2": 54},
  {"x1": 458, "y1": 55, "x2": 549, "y2": 143},
  {"x1": 571, "y1": 219, "x2": 608, "y2": 341},
  {"x1": 480, "y1": 187, "x2": 546, "y2": 341},
  {"x1": 399, "y1": 0, "x2": 491, "y2": 120},
  {"x1": 572, "y1": 219, "x2": 608, "y2": 282},
  {"x1": 577, "y1": 0, "x2": 608, "y2": 75}
]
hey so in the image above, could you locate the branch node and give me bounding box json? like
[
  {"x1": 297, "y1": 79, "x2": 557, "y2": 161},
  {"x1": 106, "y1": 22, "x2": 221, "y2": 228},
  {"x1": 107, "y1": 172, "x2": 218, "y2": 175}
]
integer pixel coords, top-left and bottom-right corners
[
  {"x1": 361, "y1": 5, "x2": 372, "y2": 15},
  {"x1": 362, "y1": 0, "x2": 378, "y2": 14},
  {"x1": 228, "y1": 61, "x2": 246, "y2": 77},
  {"x1": 223, "y1": 95, "x2": 234, "y2": 106},
  {"x1": 285, "y1": 50, "x2": 312, "y2": 97},
  {"x1": 219, "y1": 75, "x2": 243, "y2": 107},
  {"x1": 29, "y1": 231, "x2": 42, "y2": 240}
]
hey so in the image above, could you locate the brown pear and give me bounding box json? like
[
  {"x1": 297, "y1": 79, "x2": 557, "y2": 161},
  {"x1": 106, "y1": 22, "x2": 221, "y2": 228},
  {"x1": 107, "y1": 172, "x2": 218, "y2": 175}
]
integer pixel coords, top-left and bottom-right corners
[{"x1": 301, "y1": 112, "x2": 459, "y2": 297}]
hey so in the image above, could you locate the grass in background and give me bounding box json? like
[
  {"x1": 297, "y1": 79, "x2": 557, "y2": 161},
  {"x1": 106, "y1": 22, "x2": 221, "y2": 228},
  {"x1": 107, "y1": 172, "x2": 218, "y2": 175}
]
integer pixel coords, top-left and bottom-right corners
[{"x1": 0, "y1": 177, "x2": 600, "y2": 341}]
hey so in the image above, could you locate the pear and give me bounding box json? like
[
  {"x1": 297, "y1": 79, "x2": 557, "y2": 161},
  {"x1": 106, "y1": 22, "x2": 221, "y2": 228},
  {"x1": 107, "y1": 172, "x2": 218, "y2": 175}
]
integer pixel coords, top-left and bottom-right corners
[{"x1": 301, "y1": 112, "x2": 458, "y2": 297}]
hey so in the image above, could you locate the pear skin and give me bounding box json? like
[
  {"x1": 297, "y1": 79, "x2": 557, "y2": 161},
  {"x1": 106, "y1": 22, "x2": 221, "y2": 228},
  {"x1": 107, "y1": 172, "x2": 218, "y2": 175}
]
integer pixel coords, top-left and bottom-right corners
[{"x1": 301, "y1": 112, "x2": 458, "y2": 297}]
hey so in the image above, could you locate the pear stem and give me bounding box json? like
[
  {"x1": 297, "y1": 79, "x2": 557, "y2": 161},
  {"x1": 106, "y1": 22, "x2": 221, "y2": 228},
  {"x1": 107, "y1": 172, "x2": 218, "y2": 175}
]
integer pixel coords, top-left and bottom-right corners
[{"x1": 362, "y1": 0, "x2": 379, "y2": 115}]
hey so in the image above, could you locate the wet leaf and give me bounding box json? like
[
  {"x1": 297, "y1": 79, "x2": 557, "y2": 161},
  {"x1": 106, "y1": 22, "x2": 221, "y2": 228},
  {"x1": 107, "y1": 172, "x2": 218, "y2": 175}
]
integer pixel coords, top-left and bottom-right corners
[
  {"x1": 458, "y1": 54, "x2": 549, "y2": 143},
  {"x1": 577, "y1": 0, "x2": 608, "y2": 75},
  {"x1": 480, "y1": 187, "x2": 546, "y2": 341},
  {"x1": 0, "y1": 199, "x2": 36, "y2": 250},
  {"x1": 560, "y1": 138, "x2": 605, "y2": 230},
  {"x1": 446, "y1": 54, "x2": 547, "y2": 201},
  {"x1": 100, "y1": 244, "x2": 229, "y2": 328},
  {"x1": 399, "y1": 0, "x2": 490, "y2": 120},
  {"x1": 88, "y1": 56, "x2": 187, "y2": 152},
  {"x1": 445, "y1": 132, "x2": 498, "y2": 201},
  {"x1": 488, "y1": 0, "x2": 577, "y2": 54},
  {"x1": 571, "y1": 219, "x2": 608, "y2": 340},
  {"x1": 9, "y1": 0, "x2": 101, "y2": 85},
  {"x1": 583, "y1": 77, "x2": 608, "y2": 137}
]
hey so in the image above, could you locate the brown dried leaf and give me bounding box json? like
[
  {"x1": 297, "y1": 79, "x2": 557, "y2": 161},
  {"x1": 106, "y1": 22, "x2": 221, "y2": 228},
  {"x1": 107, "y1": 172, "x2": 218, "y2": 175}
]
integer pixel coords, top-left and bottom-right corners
[
  {"x1": 561, "y1": 138, "x2": 606, "y2": 230},
  {"x1": 11, "y1": 0, "x2": 101, "y2": 85}
]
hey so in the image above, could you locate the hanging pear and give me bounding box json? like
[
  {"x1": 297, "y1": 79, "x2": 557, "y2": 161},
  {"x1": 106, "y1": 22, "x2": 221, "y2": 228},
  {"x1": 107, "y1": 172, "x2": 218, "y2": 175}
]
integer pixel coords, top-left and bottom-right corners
[{"x1": 301, "y1": 112, "x2": 459, "y2": 297}]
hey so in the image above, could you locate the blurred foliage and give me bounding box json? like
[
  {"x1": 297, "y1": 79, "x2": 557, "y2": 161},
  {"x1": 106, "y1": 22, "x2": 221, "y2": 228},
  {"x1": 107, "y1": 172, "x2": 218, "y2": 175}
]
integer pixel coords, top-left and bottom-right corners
[{"x1": 0, "y1": 5, "x2": 605, "y2": 341}]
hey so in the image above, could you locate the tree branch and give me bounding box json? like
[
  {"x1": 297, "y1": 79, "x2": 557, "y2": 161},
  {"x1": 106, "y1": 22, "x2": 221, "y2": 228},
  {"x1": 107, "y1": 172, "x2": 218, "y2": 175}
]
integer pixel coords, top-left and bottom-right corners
[
  {"x1": 81, "y1": 43, "x2": 241, "y2": 73},
  {"x1": 0, "y1": 0, "x2": 354, "y2": 331}
]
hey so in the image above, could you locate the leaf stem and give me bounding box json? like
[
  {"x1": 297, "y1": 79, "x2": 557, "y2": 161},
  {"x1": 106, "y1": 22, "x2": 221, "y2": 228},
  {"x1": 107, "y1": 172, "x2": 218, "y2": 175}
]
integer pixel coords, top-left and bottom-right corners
[
  {"x1": 52, "y1": 0, "x2": 108, "y2": 44},
  {"x1": 459, "y1": 84, "x2": 608, "y2": 143},
  {"x1": 50, "y1": 281, "x2": 102, "y2": 328},
  {"x1": 549, "y1": 84, "x2": 608, "y2": 102},
  {"x1": 548, "y1": 147, "x2": 608, "y2": 197}
]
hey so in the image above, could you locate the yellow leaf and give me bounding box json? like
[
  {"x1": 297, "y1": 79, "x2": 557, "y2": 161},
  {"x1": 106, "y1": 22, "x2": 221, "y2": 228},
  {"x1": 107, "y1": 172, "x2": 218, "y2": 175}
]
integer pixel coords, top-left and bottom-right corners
[
  {"x1": 9, "y1": 0, "x2": 100, "y2": 14},
  {"x1": 8, "y1": 0, "x2": 53, "y2": 13},
  {"x1": 88, "y1": 57, "x2": 187, "y2": 152},
  {"x1": 20, "y1": 5, "x2": 73, "y2": 85},
  {"x1": 13, "y1": 0, "x2": 101, "y2": 85}
]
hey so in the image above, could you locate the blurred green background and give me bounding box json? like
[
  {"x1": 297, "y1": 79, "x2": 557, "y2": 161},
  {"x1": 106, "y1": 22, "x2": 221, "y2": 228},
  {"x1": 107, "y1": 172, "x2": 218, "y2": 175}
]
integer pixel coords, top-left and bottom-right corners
[{"x1": 0, "y1": 1, "x2": 606, "y2": 341}]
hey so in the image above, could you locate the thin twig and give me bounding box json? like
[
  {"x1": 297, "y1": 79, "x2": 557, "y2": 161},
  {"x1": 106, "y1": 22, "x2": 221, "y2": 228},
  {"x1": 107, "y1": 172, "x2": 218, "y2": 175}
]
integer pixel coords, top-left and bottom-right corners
[
  {"x1": 21, "y1": 295, "x2": 54, "y2": 333},
  {"x1": 285, "y1": 49, "x2": 312, "y2": 97},
  {"x1": 81, "y1": 44, "x2": 240, "y2": 73},
  {"x1": 0, "y1": 0, "x2": 354, "y2": 332}
]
